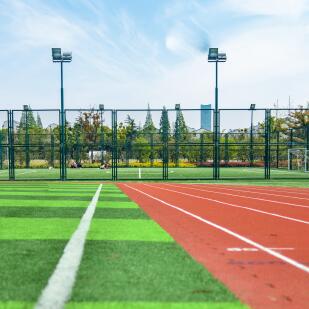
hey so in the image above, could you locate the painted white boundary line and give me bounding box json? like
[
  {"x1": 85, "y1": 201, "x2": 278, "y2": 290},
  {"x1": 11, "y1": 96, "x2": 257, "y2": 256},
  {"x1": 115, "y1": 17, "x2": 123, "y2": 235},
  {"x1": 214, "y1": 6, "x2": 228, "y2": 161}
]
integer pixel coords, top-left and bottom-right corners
[
  {"x1": 35, "y1": 184, "x2": 102, "y2": 309},
  {"x1": 165, "y1": 183, "x2": 309, "y2": 209},
  {"x1": 138, "y1": 168, "x2": 141, "y2": 179},
  {"x1": 191, "y1": 184, "x2": 309, "y2": 201},
  {"x1": 147, "y1": 184, "x2": 309, "y2": 225},
  {"x1": 193, "y1": 183, "x2": 309, "y2": 196},
  {"x1": 124, "y1": 184, "x2": 309, "y2": 274}
]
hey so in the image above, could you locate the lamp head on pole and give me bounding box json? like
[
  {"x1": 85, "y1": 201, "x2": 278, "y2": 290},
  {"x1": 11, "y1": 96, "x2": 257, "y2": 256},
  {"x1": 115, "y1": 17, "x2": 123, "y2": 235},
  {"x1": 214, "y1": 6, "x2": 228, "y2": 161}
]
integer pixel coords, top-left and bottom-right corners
[
  {"x1": 52, "y1": 48, "x2": 72, "y2": 62},
  {"x1": 208, "y1": 48, "x2": 227, "y2": 62},
  {"x1": 250, "y1": 104, "x2": 256, "y2": 110}
]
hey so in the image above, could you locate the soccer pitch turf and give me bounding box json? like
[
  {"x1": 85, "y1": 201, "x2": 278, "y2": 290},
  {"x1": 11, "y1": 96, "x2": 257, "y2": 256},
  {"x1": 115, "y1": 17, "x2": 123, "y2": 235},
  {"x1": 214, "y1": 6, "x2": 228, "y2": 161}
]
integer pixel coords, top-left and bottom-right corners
[
  {"x1": 0, "y1": 182, "x2": 248, "y2": 309},
  {"x1": 0, "y1": 167, "x2": 308, "y2": 181}
]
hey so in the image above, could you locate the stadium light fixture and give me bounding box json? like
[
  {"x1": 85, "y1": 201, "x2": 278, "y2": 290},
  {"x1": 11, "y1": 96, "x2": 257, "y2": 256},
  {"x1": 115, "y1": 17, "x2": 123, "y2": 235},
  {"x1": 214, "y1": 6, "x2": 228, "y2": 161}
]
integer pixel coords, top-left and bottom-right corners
[
  {"x1": 250, "y1": 104, "x2": 256, "y2": 110},
  {"x1": 99, "y1": 104, "x2": 105, "y2": 111},
  {"x1": 52, "y1": 48, "x2": 72, "y2": 62},
  {"x1": 23, "y1": 105, "x2": 29, "y2": 111},
  {"x1": 175, "y1": 104, "x2": 181, "y2": 110}
]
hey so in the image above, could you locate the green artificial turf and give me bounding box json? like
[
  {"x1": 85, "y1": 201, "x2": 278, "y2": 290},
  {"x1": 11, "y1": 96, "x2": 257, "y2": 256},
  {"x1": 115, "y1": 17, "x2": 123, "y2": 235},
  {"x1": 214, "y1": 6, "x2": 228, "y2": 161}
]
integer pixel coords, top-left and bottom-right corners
[
  {"x1": 0, "y1": 182, "x2": 249, "y2": 309},
  {"x1": 0, "y1": 218, "x2": 80, "y2": 239},
  {"x1": 0, "y1": 240, "x2": 67, "y2": 301},
  {"x1": 1, "y1": 166, "x2": 308, "y2": 182},
  {"x1": 97, "y1": 201, "x2": 139, "y2": 208},
  {"x1": 0, "y1": 206, "x2": 86, "y2": 218},
  {"x1": 70, "y1": 241, "x2": 242, "y2": 303},
  {"x1": 87, "y1": 219, "x2": 173, "y2": 242}
]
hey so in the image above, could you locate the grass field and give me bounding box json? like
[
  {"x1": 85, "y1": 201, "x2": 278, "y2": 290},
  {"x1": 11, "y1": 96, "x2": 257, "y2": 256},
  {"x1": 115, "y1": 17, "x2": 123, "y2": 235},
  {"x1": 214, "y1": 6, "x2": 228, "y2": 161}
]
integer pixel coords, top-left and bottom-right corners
[
  {"x1": 0, "y1": 182, "x2": 248, "y2": 309},
  {"x1": 0, "y1": 167, "x2": 308, "y2": 181}
]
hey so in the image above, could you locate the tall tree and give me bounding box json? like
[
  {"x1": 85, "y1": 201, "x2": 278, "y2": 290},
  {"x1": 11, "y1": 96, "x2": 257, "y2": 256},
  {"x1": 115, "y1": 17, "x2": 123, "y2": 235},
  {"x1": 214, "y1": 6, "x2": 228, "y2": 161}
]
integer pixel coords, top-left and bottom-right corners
[
  {"x1": 19, "y1": 107, "x2": 37, "y2": 129},
  {"x1": 174, "y1": 110, "x2": 188, "y2": 141},
  {"x1": 159, "y1": 106, "x2": 170, "y2": 142},
  {"x1": 36, "y1": 113, "x2": 43, "y2": 128},
  {"x1": 143, "y1": 104, "x2": 156, "y2": 132}
]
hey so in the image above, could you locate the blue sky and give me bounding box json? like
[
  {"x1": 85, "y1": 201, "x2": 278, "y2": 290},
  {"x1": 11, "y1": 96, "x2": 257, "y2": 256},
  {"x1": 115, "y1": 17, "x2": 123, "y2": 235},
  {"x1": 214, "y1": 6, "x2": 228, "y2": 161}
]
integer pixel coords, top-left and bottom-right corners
[{"x1": 0, "y1": 0, "x2": 309, "y2": 127}]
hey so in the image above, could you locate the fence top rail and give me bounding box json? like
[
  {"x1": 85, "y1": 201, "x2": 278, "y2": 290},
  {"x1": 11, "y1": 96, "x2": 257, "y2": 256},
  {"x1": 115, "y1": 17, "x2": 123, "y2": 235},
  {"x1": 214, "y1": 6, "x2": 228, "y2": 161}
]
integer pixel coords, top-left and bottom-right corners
[
  {"x1": 116, "y1": 109, "x2": 165, "y2": 112},
  {"x1": 12, "y1": 109, "x2": 60, "y2": 112},
  {"x1": 5, "y1": 108, "x2": 309, "y2": 112},
  {"x1": 65, "y1": 109, "x2": 114, "y2": 112}
]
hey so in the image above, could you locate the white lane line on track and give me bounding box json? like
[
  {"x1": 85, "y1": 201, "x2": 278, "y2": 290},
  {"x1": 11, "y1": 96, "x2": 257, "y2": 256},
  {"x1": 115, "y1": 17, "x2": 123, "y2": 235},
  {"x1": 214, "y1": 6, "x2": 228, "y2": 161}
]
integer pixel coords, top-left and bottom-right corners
[
  {"x1": 164, "y1": 183, "x2": 309, "y2": 209},
  {"x1": 124, "y1": 184, "x2": 309, "y2": 274},
  {"x1": 35, "y1": 184, "x2": 102, "y2": 309},
  {"x1": 195, "y1": 184, "x2": 309, "y2": 196},
  {"x1": 147, "y1": 184, "x2": 309, "y2": 225},
  {"x1": 190, "y1": 184, "x2": 309, "y2": 201},
  {"x1": 226, "y1": 247, "x2": 295, "y2": 252}
]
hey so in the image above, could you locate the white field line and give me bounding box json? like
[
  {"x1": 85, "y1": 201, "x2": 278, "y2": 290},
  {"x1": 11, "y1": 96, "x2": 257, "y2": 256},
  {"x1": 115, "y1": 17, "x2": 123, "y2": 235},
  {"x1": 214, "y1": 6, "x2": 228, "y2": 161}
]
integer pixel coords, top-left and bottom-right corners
[
  {"x1": 185, "y1": 184, "x2": 309, "y2": 202},
  {"x1": 164, "y1": 183, "x2": 309, "y2": 209},
  {"x1": 144, "y1": 184, "x2": 309, "y2": 225},
  {"x1": 138, "y1": 168, "x2": 141, "y2": 179},
  {"x1": 16, "y1": 170, "x2": 37, "y2": 176},
  {"x1": 35, "y1": 184, "x2": 102, "y2": 309},
  {"x1": 124, "y1": 184, "x2": 309, "y2": 274}
]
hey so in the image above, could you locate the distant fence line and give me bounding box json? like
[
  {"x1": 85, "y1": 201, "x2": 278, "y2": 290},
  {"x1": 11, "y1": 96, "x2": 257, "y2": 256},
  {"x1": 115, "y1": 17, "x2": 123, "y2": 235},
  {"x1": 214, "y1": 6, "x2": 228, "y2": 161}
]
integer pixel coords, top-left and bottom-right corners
[{"x1": 0, "y1": 108, "x2": 308, "y2": 180}]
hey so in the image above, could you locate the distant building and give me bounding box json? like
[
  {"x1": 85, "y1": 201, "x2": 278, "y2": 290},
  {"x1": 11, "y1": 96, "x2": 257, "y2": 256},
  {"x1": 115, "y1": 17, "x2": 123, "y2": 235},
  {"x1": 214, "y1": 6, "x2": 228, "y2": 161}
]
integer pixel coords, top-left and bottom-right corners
[{"x1": 201, "y1": 104, "x2": 211, "y2": 131}]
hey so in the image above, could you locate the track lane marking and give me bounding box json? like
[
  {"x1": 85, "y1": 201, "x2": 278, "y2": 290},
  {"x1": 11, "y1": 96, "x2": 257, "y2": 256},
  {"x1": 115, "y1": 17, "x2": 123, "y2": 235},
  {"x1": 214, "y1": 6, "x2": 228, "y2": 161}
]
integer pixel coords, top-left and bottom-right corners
[
  {"x1": 35, "y1": 184, "x2": 102, "y2": 309},
  {"x1": 124, "y1": 184, "x2": 309, "y2": 274},
  {"x1": 190, "y1": 184, "x2": 309, "y2": 201},
  {"x1": 227, "y1": 247, "x2": 295, "y2": 252},
  {"x1": 164, "y1": 183, "x2": 309, "y2": 209},
  {"x1": 144, "y1": 184, "x2": 309, "y2": 225},
  {"x1": 201, "y1": 184, "x2": 309, "y2": 197}
]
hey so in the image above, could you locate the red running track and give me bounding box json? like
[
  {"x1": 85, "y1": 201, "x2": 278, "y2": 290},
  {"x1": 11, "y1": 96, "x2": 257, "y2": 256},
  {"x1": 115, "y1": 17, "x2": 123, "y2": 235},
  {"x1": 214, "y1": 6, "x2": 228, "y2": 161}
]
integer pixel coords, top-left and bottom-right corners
[{"x1": 118, "y1": 183, "x2": 309, "y2": 309}]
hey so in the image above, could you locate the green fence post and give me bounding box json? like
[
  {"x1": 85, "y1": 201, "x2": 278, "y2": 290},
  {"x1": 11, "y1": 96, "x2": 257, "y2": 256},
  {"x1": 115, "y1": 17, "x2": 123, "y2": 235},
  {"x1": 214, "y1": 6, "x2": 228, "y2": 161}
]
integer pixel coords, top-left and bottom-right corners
[
  {"x1": 288, "y1": 128, "x2": 293, "y2": 170},
  {"x1": 175, "y1": 108, "x2": 180, "y2": 168},
  {"x1": 8, "y1": 111, "x2": 15, "y2": 180},
  {"x1": 162, "y1": 111, "x2": 169, "y2": 180},
  {"x1": 0, "y1": 129, "x2": 2, "y2": 170},
  {"x1": 50, "y1": 133, "x2": 55, "y2": 168},
  {"x1": 150, "y1": 133, "x2": 154, "y2": 167},
  {"x1": 306, "y1": 124, "x2": 309, "y2": 150},
  {"x1": 112, "y1": 110, "x2": 117, "y2": 181},
  {"x1": 264, "y1": 109, "x2": 271, "y2": 179},
  {"x1": 100, "y1": 111, "x2": 105, "y2": 165},
  {"x1": 199, "y1": 133, "x2": 205, "y2": 165},
  {"x1": 25, "y1": 110, "x2": 30, "y2": 169},
  {"x1": 276, "y1": 130, "x2": 279, "y2": 169},
  {"x1": 224, "y1": 133, "x2": 229, "y2": 164}
]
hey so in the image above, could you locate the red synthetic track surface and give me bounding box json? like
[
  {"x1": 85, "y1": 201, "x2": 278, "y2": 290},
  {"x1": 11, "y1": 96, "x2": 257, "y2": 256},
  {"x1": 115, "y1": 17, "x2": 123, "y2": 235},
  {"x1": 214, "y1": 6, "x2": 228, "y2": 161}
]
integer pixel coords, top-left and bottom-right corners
[{"x1": 118, "y1": 183, "x2": 309, "y2": 309}]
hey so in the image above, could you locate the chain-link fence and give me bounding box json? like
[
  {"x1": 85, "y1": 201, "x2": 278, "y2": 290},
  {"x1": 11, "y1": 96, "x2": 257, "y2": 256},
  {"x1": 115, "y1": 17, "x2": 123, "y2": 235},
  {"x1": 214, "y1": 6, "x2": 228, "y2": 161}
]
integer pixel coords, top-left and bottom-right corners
[{"x1": 1, "y1": 108, "x2": 308, "y2": 180}]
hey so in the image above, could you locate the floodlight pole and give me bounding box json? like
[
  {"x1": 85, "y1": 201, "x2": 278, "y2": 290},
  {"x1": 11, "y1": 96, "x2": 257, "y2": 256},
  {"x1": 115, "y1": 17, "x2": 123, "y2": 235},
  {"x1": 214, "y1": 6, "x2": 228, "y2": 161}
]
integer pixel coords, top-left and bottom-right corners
[
  {"x1": 214, "y1": 61, "x2": 219, "y2": 179},
  {"x1": 250, "y1": 109, "x2": 253, "y2": 167},
  {"x1": 60, "y1": 61, "x2": 66, "y2": 180},
  {"x1": 208, "y1": 48, "x2": 226, "y2": 179},
  {"x1": 52, "y1": 48, "x2": 71, "y2": 180}
]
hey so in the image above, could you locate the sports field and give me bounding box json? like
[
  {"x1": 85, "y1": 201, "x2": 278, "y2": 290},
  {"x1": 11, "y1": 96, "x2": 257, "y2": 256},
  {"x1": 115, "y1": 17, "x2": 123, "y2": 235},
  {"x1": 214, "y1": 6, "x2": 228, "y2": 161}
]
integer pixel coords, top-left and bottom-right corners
[
  {"x1": 0, "y1": 167, "x2": 308, "y2": 180},
  {"x1": 0, "y1": 182, "x2": 248, "y2": 309}
]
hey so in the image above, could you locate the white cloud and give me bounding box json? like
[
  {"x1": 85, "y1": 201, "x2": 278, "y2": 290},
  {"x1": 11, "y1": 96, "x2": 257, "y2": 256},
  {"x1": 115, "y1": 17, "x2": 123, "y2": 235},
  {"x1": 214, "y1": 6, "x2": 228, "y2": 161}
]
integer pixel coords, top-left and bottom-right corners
[
  {"x1": 3, "y1": 0, "x2": 86, "y2": 48},
  {"x1": 223, "y1": 0, "x2": 309, "y2": 17}
]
